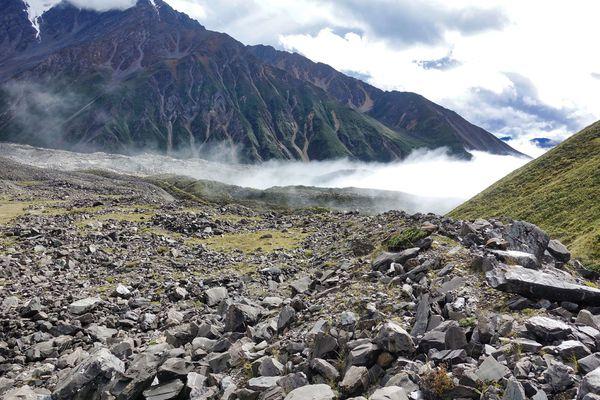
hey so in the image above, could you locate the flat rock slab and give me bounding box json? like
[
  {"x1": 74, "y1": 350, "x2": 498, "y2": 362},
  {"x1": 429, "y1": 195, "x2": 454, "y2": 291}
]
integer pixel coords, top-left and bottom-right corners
[
  {"x1": 284, "y1": 384, "x2": 335, "y2": 400},
  {"x1": 487, "y1": 265, "x2": 600, "y2": 305}
]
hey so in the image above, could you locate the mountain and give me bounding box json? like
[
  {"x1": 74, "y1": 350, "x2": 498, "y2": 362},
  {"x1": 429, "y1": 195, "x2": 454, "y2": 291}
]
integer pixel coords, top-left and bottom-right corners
[
  {"x1": 450, "y1": 120, "x2": 600, "y2": 267},
  {"x1": 248, "y1": 45, "x2": 521, "y2": 158},
  {"x1": 0, "y1": 0, "x2": 522, "y2": 162}
]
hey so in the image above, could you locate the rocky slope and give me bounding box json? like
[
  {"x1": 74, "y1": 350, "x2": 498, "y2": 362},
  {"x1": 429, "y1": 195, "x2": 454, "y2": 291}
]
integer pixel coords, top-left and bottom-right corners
[
  {"x1": 1, "y1": 157, "x2": 600, "y2": 400},
  {"x1": 248, "y1": 45, "x2": 522, "y2": 159},
  {"x1": 0, "y1": 0, "x2": 521, "y2": 162},
  {"x1": 451, "y1": 120, "x2": 600, "y2": 268}
]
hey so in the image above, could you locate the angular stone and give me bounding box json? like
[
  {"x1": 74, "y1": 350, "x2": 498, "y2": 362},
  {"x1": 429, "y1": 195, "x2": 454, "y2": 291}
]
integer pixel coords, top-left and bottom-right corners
[
  {"x1": 157, "y1": 358, "x2": 193, "y2": 382},
  {"x1": 503, "y1": 378, "x2": 526, "y2": 400},
  {"x1": 579, "y1": 354, "x2": 600, "y2": 374},
  {"x1": 290, "y1": 276, "x2": 312, "y2": 295},
  {"x1": 311, "y1": 358, "x2": 339, "y2": 381},
  {"x1": 375, "y1": 321, "x2": 415, "y2": 355},
  {"x1": 505, "y1": 221, "x2": 549, "y2": 262},
  {"x1": 248, "y1": 377, "x2": 281, "y2": 391},
  {"x1": 284, "y1": 384, "x2": 335, "y2": 400},
  {"x1": 475, "y1": 356, "x2": 509, "y2": 382},
  {"x1": 205, "y1": 287, "x2": 228, "y2": 306},
  {"x1": 277, "y1": 305, "x2": 296, "y2": 331},
  {"x1": 489, "y1": 249, "x2": 539, "y2": 269},
  {"x1": 547, "y1": 239, "x2": 571, "y2": 263},
  {"x1": 166, "y1": 323, "x2": 198, "y2": 347},
  {"x1": 258, "y1": 357, "x2": 285, "y2": 377},
  {"x1": 371, "y1": 386, "x2": 408, "y2": 400},
  {"x1": 52, "y1": 348, "x2": 125, "y2": 399},
  {"x1": 487, "y1": 265, "x2": 600, "y2": 305},
  {"x1": 410, "y1": 294, "x2": 429, "y2": 337},
  {"x1": 372, "y1": 249, "x2": 419, "y2": 272},
  {"x1": 339, "y1": 366, "x2": 369, "y2": 395},
  {"x1": 68, "y1": 297, "x2": 102, "y2": 315},
  {"x1": 143, "y1": 379, "x2": 185, "y2": 400},
  {"x1": 225, "y1": 304, "x2": 261, "y2": 332},
  {"x1": 578, "y1": 367, "x2": 600, "y2": 400},
  {"x1": 525, "y1": 316, "x2": 572, "y2": 342},
  {"x1": 312, "y1": 333, "x2": 337, "y2": 358},
  {"x1": 545, "y1": 361, "x2": 573, "y2": 392},
  {"x1": 557, "y1": 340, "x2": 592, "y2": 360},
  {"x1": 444, "y1": 326, "x2": 467, "y2": 350},
  {"x1": 349, "y1": 342, "x2": 379, "y2": 366}
]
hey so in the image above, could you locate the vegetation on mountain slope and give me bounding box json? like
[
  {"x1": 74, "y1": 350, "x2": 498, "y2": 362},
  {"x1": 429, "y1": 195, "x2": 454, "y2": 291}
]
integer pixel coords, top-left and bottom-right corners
[{"x1": 450, "y1": 121, "x2": 600, "y2": 267}]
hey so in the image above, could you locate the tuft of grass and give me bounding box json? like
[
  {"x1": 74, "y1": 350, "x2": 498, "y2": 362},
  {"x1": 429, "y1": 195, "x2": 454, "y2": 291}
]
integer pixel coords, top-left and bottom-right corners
[
  {"x1": 385, "y1": 228, "x2": 429, "y2": 251},
  {"x1": 193, "y1": 229, "x2": 309, "y2": 254},
  {"x1": 450, "y1": 121, "x2": 600, "y2": 267}
]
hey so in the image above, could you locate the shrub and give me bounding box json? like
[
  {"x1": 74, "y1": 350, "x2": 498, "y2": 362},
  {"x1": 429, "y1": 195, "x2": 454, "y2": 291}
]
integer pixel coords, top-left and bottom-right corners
[
  {"x1": 421, "y1": 365, "x2": 455, "y2": 400},
  {"x1": 385, "y1": 228, "x2": 429, "y2": 251}
]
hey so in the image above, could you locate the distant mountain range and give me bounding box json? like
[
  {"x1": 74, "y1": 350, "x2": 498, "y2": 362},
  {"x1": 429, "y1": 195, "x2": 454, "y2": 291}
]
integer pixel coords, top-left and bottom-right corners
[
  {"x1": 0, "y1": 0, "x2": 523, "y2": 162},
  {"x1": 451, "y1": 120, "x2": 600, "y2": 267}
]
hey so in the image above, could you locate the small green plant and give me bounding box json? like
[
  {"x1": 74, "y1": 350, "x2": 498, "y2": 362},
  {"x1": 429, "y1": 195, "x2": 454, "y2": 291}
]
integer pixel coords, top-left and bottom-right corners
[
  {"x1": 385, "y1": 228, "x2": 429, "y2": 251},
  {"x1": 459, "y1": 317, "x2": 477, "y2": 328}
]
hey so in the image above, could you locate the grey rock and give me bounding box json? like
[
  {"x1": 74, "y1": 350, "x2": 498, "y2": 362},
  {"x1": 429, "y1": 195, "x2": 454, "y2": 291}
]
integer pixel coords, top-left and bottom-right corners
[
  {"x1": 579, "y1": 353, "x2": 600, "y2": 374},
  {"x1": 290, "y1": 276, "x2": 312, "y2": 295},
  {"x1": 52, "y1": 348, "x2": 125, "y2": 399},
  {"x1": 503, "y1": 378, "x2": 526, "y2": 400},
  {"x1": 143, "y1": 379, "x2": 185, "y2": 400},
  {"x1": 248, "y1": 377, "x2": 281, "y2": 391},
  {"x1": 410, "y1": 294, "x2": 429, "y2": 337},
  {"x1": 311, "y1": 358, "x2": 339, "y2": 381},
  {"x1": 157, "y1": 358, "x2": 193, "y2": 382},
  {"x1": 444, "y1": 325, "x2": 467, "y2": 350},
  {"x1": 547, "y1": 239, "x2": 571, "y2": 263},
  {"x1": 487, "y1": 265, "x2": 600, "y2": 305},
  {"x1": 475, "y1": 356, "x2": 510, "y2": 382},
  {"x1": 525, "y1": 316, "x2": 572, "y2": 342},
  {"x1": 312, "y1": 333, "x2": 337, "y2": 358},
  {"x1": 86, "y1": 324, "x2": 117, "y2": 343},
  {"x1": 376, "y1": 321, "x2": 415, "y2": 355},
  {"x1": 371, "y1": 386, "x2": 408, "y2": 400},
  {"x1": 277, "y1": 373, "x2": 309, "y2": 394},
  {"x1": 578, "y1": 367, "x2": 600, "y2": 400},
  {"x1": 206, "y1": 352, "x2": 231, "y2": 373},
  {"x1": 113, "y1": 284, "x2": 131, "y2": 299},
  {"x1": 505, "y1": 221, "x2": 550, "y2": 262},
  {"x1": 576, "y1": 310, "x2": 600, "y2": 329},
  {"x1": 284, "y1": 384, "x2": 335, "y2": 400},
  {"x1": 349, "y1": 342, "x2": 379, "y2": 366},
  {"x1": 489, "y1": 249, "x2": 539, "y2": 269},
  {"x1": 340, "y1": 311, "x2": 358, "y2": 326},
  {"x1": 277, "y1": 305, "x2": 296, "y2": 331},
  {"x1": 510, "y1": 338, "x2": 542, "y2": 353},
  {"x1": 225, "y1": 303, "x2": 261, "y2": 332},
  {"x1": 418, "y1": 330, "x2": 446, "y2": 353},
  {"x1": 258, "y1": 357, "x2": 285, "y2": 377},
  {"x1": 68, "y1": 297, "x2": 102, "y2": 315},
  {"x1": 545, "y1": 361, "x2": 574, "y2": 392},
  {"x1": 165, "y1": 323, "x2": 198, "y2": 347},
  {"x1": 3, "y1": 386, "x2": 50, "y2": 400},
  {"x1": 205, "y1": 287, "x2": 228, "y2": 306},
  {"x1": 340, "y1": 366, "x2": 369, "y2": 395},
  {"x1": 557, "y1": 340, "x2": 592, "y2": 360},
  {"x1": 372, "y1": 249, "x2": 419, "y2": 272}
]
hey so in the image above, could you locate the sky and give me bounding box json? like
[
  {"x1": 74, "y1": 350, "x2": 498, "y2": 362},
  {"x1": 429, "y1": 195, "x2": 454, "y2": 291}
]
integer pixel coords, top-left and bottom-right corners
[
  {"x1": 24, "y1": 0, "x2": 600, "y2": 157},
  {"x1": 161, "y1": 0, "x2": 600, "y2": 157}
]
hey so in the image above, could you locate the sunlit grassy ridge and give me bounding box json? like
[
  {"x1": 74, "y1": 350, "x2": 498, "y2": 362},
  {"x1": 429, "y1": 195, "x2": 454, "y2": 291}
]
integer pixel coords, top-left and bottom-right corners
[{"x1": 450, "y1": 121, "x2": 600, "y2": 268}]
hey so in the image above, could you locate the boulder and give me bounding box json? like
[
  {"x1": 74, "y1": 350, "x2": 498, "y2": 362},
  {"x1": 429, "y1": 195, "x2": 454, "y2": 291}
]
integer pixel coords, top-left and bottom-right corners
[
  {"x1": 284, "y1": 384, "x2": 335, "y2": 400},
  {"x1": 489, "y1": 250, "x2": 539, "y2": 269},
  {"x1": 487, "y1": 265, "x2": 600, "y2": 305},
  {"x1": 340, "y1": 366, "x2": 369, "y2": 395},
  {"x1": 475, "y1": 356, "x2": 509, "y2": 382},
  {"x1": 225, "y1": 304, "x2": 261, "y2": 332},
  {"x1": 375, "y1": 322, "x2": 415, "y2": 355},
  {"x1": 547, "y1": 239, "x2": 571, "y2": 263},
  {"x1": 525, "y1": 316, "x2": 572, "y2": 342},
  {"x1": 52, "y1": 348, "x2": 125, "y2": 399},
  {"x1": 505, "y1": 221, "x2": 549, "y2": 262},
  {"x1": 142, "y1": 379, "x2": 185, "y2": 400},
  {"x1": 578, "y1": 367, "x2": 600, "y2": 400},
  {"x1": 371, "y1": 386, "x2": 408, "y2": 400},
  {"x1": 68, "y1": 297, "x2": 102, "y2": 315},
  {"x1": 205, "y1": 287, "x2": 228, "y2": 306}
]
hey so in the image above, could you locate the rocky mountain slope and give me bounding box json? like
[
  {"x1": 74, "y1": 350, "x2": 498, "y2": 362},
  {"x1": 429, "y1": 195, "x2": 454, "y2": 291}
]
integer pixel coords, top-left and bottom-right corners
[
  {"x1": 248, "y1": 45, "x2": 521, "y2": 158},
  {"x1": 451, "y1": 120, "x2": 600, "y2": 268},
  {"x1": 1, "y1": 157, "x2": 600, "y2": 400},
  {"x1": 0, "y1": 0, "x2": 522, "y2": 162}
]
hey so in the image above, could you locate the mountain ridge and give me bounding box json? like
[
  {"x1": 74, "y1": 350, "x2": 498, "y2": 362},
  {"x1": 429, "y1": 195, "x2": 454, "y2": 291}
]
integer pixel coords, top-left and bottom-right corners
[
  {"x1": 0, "y1": 0, "x2": 523, "y2": 162},
  {"x1": 450, "y1": 120, "x2": 600, "y2": 267}
]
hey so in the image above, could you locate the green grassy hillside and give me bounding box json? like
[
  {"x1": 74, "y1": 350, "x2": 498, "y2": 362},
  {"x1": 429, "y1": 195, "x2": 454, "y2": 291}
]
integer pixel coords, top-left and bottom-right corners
[{"x1": 450, "y1": 121, "x2": 600, "y2": 268}]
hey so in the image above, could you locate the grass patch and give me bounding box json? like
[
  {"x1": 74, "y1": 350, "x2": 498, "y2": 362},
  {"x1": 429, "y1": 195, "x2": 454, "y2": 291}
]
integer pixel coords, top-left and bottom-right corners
[
  {"x1": 0, "y1": 202, "x2": 32, "y2": 224},
  {"x1": 385, "y1": 227, "x2": 429, "y2": 251},
  {"x1": 194, "y1": 229, "x2": 309, "y2": 253},
  {"x1": 450, "y1": 121, "x2": 600, "y2": 266}
]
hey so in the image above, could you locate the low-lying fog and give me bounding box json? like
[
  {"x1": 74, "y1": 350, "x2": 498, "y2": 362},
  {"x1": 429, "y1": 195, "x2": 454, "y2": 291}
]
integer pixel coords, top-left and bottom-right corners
[{"x1": 0, "y1": 143, "x2": 530, "y2": 214}]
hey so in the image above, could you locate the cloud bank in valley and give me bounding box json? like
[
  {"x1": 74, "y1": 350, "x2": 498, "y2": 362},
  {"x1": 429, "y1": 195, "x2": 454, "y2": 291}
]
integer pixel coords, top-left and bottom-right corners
[{"x1": 0, "y1": 143, "x2": 530, "y2": 214}]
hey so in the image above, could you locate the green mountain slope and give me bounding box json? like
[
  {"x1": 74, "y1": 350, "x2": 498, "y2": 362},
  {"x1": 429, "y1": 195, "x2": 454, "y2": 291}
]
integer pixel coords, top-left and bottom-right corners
[{"x1": 450, "y1": 121, "x2": 600, "y2": 267}]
